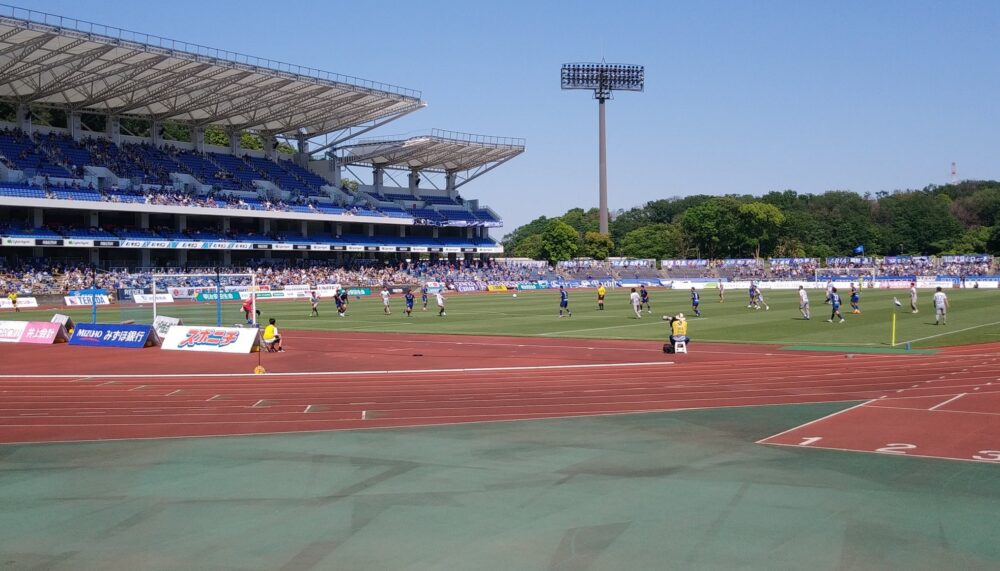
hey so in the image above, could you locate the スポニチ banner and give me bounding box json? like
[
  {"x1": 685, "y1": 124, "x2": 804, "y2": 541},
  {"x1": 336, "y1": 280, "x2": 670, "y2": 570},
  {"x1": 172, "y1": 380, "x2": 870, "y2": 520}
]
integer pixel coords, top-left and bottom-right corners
[{"x1": 160, "y1": 326, "x2": 261, "y2": 353}]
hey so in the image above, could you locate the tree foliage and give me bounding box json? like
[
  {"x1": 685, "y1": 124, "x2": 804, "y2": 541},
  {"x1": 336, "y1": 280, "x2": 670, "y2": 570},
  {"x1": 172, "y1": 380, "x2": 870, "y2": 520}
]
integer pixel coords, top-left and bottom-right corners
[
  {"x1": 501, "y1": 181, "x2": 1000, "y2": 261},
  {"x1": 582, "y1": 231, "x2": 615, "y2": 260},
  {"x1": 540, "y1": 219, "x2": 580, "y2": 265}
]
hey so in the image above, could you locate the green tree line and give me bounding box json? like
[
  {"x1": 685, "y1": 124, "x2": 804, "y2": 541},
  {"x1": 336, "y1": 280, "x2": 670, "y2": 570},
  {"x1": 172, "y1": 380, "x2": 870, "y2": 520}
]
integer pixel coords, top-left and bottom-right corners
[{"x1": 502, "y1": 182, "x2": 1000, "y2": 264}]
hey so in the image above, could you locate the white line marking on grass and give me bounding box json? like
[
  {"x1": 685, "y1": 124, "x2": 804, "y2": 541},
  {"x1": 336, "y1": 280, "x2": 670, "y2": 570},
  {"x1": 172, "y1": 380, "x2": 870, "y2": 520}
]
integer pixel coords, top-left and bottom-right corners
[
  {"x1": 899, "y1": 320, "x2": 1000, "y2": 346},
  {"x1": 928, "y1": 393, "x2": 966, "y2": 411},
  {"x1": 0, "y1": 361, "x2": 674, "y2": 380},
  {"x1": 539, "y1": 322, "x2": 661, "y2": 336},
  {"x1": 755, "y1": 400, "x2": 874, "y2": 444}
]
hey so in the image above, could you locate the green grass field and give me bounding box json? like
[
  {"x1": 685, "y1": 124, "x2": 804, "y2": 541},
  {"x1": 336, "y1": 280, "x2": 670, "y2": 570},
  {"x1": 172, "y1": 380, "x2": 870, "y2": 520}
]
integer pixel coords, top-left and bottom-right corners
[{"x1": 12, "y1": 287, "x2": 1000, "y2": 349}]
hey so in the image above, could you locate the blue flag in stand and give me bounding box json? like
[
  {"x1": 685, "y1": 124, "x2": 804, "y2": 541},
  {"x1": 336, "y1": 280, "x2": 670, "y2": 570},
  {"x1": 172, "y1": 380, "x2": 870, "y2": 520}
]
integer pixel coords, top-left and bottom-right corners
[{"x1": 853, "y1": 245, "x2": 865, "y2": 254}]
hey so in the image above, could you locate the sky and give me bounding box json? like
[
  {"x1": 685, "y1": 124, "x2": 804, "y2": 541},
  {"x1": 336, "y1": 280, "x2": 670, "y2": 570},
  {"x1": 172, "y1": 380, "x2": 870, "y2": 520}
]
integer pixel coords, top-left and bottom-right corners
[{"x1": 18, "y1": 0, "x2": 1000, "y2": 235}]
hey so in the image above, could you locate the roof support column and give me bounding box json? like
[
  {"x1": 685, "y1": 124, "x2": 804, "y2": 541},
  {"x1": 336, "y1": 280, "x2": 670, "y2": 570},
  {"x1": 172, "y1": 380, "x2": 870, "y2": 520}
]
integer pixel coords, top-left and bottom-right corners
[
  {"x1": 228, "y1": 129, "x2": 241, "y2": 155},
  {"x1": 150, "y1": 121, "x2": 162, "y2": 147},
  {"x1": 445, "y1": 170, "x2": 458, "y2": 198},
  {"x1": 263, "y1": 134, "x2": 277, "y2": 160},
  {"x1": 295, "y1": 135, "x2": 309, "y2": 168},
  {"x1": 408, "y1": 169, "x2": 420, "y2": 194},
  {"x1": 192, "y1": 127, "x2": 205, "y2": 153},
  {"x1": 106, "y1": 115, "x2": 121, "y2": 145},
  {"x1": 372, "y1": 166, "x2": 384, "y2": 193},
  {"x1": 16, "y1": 104, "x2": 30, "y2": 133},
  {"x1": 329, "y1": 153, "x2": 341, "y2": 186},
  {"x1": 68, "y1": 111, "x2": 82, "y2": 141}
]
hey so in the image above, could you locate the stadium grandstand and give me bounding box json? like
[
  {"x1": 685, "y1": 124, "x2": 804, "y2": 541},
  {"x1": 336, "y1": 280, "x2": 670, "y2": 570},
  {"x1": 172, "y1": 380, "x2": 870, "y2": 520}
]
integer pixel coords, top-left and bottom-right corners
[{"x1": 0, "y1": 5, "x2": 523, "y2": 270}]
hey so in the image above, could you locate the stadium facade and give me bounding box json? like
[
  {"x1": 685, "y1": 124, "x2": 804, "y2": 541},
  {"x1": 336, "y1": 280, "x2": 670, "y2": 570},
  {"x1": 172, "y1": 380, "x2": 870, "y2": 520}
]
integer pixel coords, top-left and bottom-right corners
[{"x1": 0, "y1": 6, "x2": 523, "y2": 269}]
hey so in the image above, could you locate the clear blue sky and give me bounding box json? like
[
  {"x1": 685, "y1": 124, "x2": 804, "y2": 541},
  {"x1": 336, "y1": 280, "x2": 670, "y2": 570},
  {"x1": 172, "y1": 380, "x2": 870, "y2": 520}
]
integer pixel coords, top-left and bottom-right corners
[{"x1": 22, "y1": 0, "x2": 1000, "y2": 235}]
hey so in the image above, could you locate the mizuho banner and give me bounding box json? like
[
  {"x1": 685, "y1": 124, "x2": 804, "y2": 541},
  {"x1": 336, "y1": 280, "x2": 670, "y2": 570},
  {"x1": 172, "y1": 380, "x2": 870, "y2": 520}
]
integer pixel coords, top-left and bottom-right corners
[{"x1": 68, "y1": 323, "x2": 158, "y2": 348}]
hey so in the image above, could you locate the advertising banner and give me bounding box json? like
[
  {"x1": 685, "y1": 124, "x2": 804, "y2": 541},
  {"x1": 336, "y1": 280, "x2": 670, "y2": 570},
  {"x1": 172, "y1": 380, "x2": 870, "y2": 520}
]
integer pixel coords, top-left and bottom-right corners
[
  {"x1": 345, "y1": 287, "x2": 371, "y2": 296},
  {"x1": 161, "y1": 326, "x2": 260, "y2": 353},
  {"x1": 133, "y1": 293, "x2": 175, "y2": 304},
  {"x1": 117, "y1": 287, "x2": 151, "y2": 302},
  {"x1": 64, "y1": 295, "x2": 111, "y2": 306},
  {"x1": 0, "y1": 321, "x2": 27, "y2": 343},
  {"x1": 68, "y1": 323, "x2": 157, "y2": 348},
  {"x1": 283, "y1": 284, "x2": 313, "y2": 291},
  {"x1": 152, "y1": 315, "x2": 182, "y2": 338},
  {"x1": 20, "y1": 322, "x2": 69, "y2": 344},
  {"x1": 516, "y1": 283, "x2": 544, "y2": 290},
  {"x1": 51, "y1": 313, "x2": 75, "y2": 333},
  {"x1": 194, "y1": 291, "x2": 241, "y2": 302},
  {"x1": 1, "y1": 237, "x2": 35, "y2": 246},
  {"x1": 486, "y1": 285, "x2": 508, "y2": 292},
  {"x1": 0, "y1": 297, "x2": 38, "y2": 309}
]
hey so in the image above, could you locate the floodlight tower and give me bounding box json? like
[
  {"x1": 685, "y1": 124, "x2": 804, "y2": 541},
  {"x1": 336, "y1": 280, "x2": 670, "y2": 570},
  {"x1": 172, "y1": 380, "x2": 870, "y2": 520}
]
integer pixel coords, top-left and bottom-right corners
[{"x1": 561, "y1": 62, "x2": 644, "y2": 234}]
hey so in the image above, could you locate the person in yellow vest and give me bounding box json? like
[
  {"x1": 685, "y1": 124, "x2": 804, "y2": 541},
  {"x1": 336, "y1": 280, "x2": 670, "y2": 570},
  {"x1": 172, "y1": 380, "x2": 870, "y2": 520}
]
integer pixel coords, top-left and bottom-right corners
[
  {"x1": 262, "y1": 318, "x2": 284, "y2": 352},
  {"x1": 7, "y1": 292, "x2": 19, "y2": 313},
  {"x1": 669, "y1": 313, "x2": 689, "y2": 352},
  {"x1": 596, "y1": 284, "x2": 607, "y2": 310}
]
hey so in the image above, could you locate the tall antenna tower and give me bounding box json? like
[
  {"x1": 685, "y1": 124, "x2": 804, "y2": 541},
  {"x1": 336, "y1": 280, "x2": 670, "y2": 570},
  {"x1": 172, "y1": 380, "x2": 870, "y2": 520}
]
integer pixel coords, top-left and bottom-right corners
[
  {"x1": 560, "y1": 62, "x2": 645, "y2": 234},
  {"x1": 950, "y1": 161, "x2": 957, "y2": 184}
]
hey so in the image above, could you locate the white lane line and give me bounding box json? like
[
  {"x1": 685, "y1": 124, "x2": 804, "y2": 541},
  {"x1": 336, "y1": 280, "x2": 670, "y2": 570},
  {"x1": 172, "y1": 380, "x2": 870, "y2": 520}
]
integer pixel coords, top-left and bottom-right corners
[
  {"x1": 900, "y1": 320, "x2": 1000, "y2": 345},
  {"x1": 928, "y1": 393, "x2": 967, "y2": 411},
  {"x1": 755, "y1": 400, "x2": 874, "y2": 444},
  {"x1": 0, "y1": 361, "x2": 674, "y2": 379}
]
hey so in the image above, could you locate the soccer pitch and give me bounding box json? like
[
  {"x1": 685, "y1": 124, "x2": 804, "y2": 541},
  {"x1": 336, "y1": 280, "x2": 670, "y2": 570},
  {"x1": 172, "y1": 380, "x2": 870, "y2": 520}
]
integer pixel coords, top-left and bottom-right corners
[{"x1": 46, "y1": 286, "x2": 1000, "y2": 349}]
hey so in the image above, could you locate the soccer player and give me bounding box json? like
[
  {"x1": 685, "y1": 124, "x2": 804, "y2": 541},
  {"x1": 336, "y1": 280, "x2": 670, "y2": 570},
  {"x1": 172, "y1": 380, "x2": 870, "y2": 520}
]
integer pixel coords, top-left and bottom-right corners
[
  {"x1": 690, "y1": 287, "x2": 701, "y2": 317},
  {"x1": 421, "y1": 285, "x2": 429, "y2": 311},
  {"x1": 334, "y1": 288, "x2": 345, "y2": 317},
  {"x1": 241, "y1": 298, "x2": 255, "y2": 325},
  {"x1": 262, "y1": 318, "x2": 284, "y2": 352},
  {"x1": 718, "y1": 281, "x2": 725, "y2": 303},
  {"x1": 558, "y1": 285, "x2": 572, "y2": 318},
  {"x1": 798, "y1": 285, "x2": 811, "y2": 320},
  {"x1": 596, "y1": 283, "x2": 607, "y2": 310},
  {"x1": 909, "y1": 282, "x2": 919, "y2": 313},
  {"x1": 404, "y1": 289, "x2": 415, "y2": 317},
  {"x1": 7, "y1": 291, "x2": 18, "y2": 313},
  {"x1": 827, "y1": 287, "x2": 845, "y2": 323},
  {"x1": 933, "y1": 286, "x2": 949, "y2": 325},
  {"x1": 309, "y1": 291, "x2": 319, "y2": 317},
  {"x1": 436, "y1": 290, "x2": 446, "y2": 316},
  {"x1": 849, "y1": 283, "x2": 861, "y2": 314},
  {"x1": 639, "y1": 285, "x2": 651, "y2": 314},
  {"x1": 825, "y1": 279, "x2": 834, "y2": 303},
  {"x1": 381, "y1": 287, "x2": 391, "y2": 315},
  {"x1": 755, "y1": 287, "x2": 770, "y2": 311},
  {"x1": 748, "y1": 283, "x2": 758, "y2": 309},
  {"x1": 629, "y1": 287, "x2": 642, "y2": 319}
]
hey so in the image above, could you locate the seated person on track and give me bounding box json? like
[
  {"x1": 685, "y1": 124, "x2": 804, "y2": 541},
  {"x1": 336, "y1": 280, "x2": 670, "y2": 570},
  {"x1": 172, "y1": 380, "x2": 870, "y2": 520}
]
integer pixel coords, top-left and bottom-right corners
[
  {"x1": 663, "y1": 313, "x2": 690, "y2": 353},
  {"x1": 262, "y1": 318, "x2": 284, "y2": 352}
]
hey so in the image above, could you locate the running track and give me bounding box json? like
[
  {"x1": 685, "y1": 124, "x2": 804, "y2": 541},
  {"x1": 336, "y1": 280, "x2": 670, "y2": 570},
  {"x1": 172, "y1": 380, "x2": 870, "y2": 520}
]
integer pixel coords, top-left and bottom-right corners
[{"x1": 0, "y1": 333, "x2": 997, "y2": 463}]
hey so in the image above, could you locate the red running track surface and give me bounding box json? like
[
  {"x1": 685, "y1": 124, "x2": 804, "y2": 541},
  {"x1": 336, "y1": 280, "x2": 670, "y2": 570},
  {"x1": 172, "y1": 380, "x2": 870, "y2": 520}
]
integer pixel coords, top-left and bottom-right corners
[
  {"x1": 2, "y1": 332, "x2": 999, "y2": 454},
  {"x1": 759, "y1": 343, "x2": 1000, "y2": 464}
]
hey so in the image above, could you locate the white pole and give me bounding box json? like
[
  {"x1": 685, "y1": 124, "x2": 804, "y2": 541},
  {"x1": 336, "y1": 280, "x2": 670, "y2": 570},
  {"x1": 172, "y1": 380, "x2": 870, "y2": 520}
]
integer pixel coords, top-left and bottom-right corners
[
  {"x1": 251, "y1": 272, "x2": 257, "y2": 327},
  {"x1": 152, "y1": 276, "x2": 157, "y2": 322}
]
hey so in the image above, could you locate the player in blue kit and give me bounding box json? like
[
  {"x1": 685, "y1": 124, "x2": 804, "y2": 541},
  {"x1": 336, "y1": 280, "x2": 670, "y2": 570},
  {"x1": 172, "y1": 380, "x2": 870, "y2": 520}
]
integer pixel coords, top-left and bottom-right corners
[
  {"x1": 849, "y1": 283, "x2": 861, "y2": 314},
  {"x1": 404, "y1": 289, "x2": 415, "y2": 317},
  {"x1": 421, "y1": 286, "x2": 429, "y2": 311},
  {"x1": 558, "y1": 285, "x2": 572, "y2": 318},
  {"x1": 690, "y1": 287, "x2": 702, "y2": 317},
  {"x1": 827, "y1": 287, "x2": 845, "y2": 323},
  {"x1": 639, "y1": 285, "x2": 652, "y2": 314}
]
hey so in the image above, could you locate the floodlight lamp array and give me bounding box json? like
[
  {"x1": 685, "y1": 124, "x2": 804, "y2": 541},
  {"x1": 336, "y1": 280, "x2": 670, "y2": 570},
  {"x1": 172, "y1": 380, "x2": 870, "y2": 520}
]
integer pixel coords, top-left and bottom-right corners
[{"x1": 560, "y1": 63, "x2": 644, "y2": 99}]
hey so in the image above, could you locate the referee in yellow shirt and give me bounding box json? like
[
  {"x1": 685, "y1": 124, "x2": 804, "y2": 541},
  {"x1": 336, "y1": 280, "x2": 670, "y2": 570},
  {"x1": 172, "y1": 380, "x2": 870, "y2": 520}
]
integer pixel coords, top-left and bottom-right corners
[
  {"x1": 596, "y1": 284, "x2": 606, "y2": 310},
  {"x1": 7, "y1": 292, "x2": 18, "y2": 313}
]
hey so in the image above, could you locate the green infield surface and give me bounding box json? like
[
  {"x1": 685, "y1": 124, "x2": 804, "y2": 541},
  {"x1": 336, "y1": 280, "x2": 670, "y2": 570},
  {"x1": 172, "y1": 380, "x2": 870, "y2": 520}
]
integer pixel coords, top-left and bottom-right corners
[
  {"x1": 18, "y1": 286, "x2": 1000, "y2": 349},
  {"x1": 2, "y1": 403, "x2": 999, "y2": 570}
]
